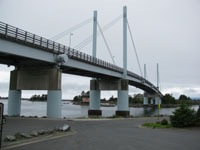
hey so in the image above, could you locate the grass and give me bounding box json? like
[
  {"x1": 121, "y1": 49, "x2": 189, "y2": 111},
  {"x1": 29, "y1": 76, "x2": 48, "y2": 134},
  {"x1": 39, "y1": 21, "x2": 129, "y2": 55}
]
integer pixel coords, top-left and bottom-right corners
[{"x1": 142, "y1": 122, "x2": 172, "y2": 129}]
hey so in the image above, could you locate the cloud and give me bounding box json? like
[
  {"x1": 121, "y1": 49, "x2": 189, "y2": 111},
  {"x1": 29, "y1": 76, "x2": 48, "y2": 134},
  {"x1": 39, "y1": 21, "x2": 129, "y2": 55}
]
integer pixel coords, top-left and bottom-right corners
[
  {"x1": 162, "y1": 87, "x2": 200, "y2": 98},
  {"x1": 0, "y1": 1, "x2": 200, "y2": 100},
  {"x1": 183, "y1": 88, "x2": 200, "y2": 98},
  {"x1": 0, "y1": 82, "x2": 9, "y2": 96},
  {"x1": 0, "y1": 71, "x2": 10, "y2": 83}
]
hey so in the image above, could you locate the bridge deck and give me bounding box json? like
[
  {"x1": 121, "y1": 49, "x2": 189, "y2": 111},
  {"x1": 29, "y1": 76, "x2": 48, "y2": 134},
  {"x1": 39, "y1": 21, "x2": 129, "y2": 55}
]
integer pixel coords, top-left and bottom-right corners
[{"x1": 0, "y1": 21, "x2": 161, "y2": 95}]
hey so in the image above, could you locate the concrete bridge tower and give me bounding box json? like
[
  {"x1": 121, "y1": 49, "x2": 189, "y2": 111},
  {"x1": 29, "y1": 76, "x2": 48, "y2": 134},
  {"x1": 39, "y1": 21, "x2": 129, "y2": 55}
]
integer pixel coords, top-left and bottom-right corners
[
  {"x1": 115, "y1": 6, "x2": 130, "y2": 117},
  {"x1": 88, "y1": 6, "x2": 130, "y2": 117},
  {"x1": 88, "y1": 11, "x2": 102, "y2": 116}
]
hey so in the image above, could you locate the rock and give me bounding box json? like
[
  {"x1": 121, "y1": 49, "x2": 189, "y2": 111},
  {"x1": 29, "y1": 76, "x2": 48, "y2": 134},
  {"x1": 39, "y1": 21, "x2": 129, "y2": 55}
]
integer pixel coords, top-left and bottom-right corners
[
  {"x1": 38, "y1": 130, "x2": 45, "y2": 135},
  {"x1": 48, "y1": 128, "x2": 54, "y2": 134},
  {"x1": 21, "y1": 133, "x2": 32, "y2": 139},
  {"x1": 30, "y1": 131, "x2": 38, "y2": 137},
  {"x1": 44, "y1": 128, "x2": 54, "y2": 134},
  {"x1": 14, "y1": 132, "x2": 23, "y2": 140},
  {"x1": 61, "y1": 124, "x2": 70, "y2": 131},
  {"x1": 4, "y1": 135, "x2": 16, "y2": 142}
]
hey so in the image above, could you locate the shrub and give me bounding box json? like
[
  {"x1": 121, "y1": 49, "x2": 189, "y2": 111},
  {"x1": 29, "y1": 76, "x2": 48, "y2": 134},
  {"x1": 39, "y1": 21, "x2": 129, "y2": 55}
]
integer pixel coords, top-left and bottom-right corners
[
  {"x1": 170, "y1": 104, "x2": 197, "y2": 128},
  {"x1": 161, "y1": 119, "x2": 168, "y2": 125},
  {"x1": 196, "y1": 106, "x2": 200, "y2": 121}
]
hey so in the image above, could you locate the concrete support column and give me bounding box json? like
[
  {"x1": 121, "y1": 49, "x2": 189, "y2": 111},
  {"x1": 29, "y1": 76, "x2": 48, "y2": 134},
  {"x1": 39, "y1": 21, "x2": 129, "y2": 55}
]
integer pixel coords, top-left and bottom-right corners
[
  {"x1": 143, "y1": 96, "x2": 148, "y2": 105},
  {"x1": 159, "y1": 98, "x2": 162, "y2": 105},
  {"x1": 88, "y1": 80, "x2": 102, "y2": 116},
  {"x1": 150, "y1": 99, "x2": 154, "y2": 105},
  {"x1": 143, "y1": 93, "x2": 148, "y2": 105},
  {"x1": 8, "y1": 69, "x2": 22, "y2": 116},
  {"x1": 7, "y1": 67, "x2": 62, "y2": 118},
  {"x1": 88, "y1": 90, "x2": 101, "y2": 116},
  {"x1": 116, "y1": 79, "x2": 129, "y2": 117},
  {"x1": 47, "y1": 90, "x2": 62, "y2": 118},
  {"x1": 155, "y1": 97, "x2": 159, "y2": 105},
  {"x1": 8, "y1": 90, "x2": 21, "y2": 116}
]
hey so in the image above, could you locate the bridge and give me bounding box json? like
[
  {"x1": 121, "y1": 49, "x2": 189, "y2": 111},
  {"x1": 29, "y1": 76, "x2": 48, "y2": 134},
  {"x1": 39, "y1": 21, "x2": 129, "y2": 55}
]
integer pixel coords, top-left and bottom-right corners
[{"x1": 0, "y1": 6, "x2": 162, "y2": 118}]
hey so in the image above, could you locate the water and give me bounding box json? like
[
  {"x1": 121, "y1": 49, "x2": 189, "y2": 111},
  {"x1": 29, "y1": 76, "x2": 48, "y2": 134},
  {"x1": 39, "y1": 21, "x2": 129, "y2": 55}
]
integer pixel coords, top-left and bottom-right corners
[{"x1": 0, "y1": 99, "x2": 199, "y2": 118}]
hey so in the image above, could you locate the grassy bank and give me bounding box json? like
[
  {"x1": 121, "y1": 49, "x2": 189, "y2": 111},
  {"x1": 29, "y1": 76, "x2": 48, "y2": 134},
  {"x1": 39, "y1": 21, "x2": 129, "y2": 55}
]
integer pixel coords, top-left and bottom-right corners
[{"x1": 142, "y1": 122, "x2": 172, "y2": 128}]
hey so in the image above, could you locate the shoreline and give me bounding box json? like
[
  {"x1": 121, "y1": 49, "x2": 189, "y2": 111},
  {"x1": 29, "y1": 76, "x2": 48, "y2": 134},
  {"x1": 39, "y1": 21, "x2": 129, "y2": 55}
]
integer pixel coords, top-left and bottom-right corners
[
  {"x1": 1, "y1": 98, "x2": 199, "y2": 108},
  {"x1": 0, "y1": 98, "x2": 72, "y2": 102}
]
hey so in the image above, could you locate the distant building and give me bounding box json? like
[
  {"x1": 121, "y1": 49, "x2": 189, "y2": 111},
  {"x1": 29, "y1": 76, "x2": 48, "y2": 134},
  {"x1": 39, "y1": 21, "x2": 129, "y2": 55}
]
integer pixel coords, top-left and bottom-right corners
[{"x1": 81, "y1": 91, "x2": 90, "y2": 103}]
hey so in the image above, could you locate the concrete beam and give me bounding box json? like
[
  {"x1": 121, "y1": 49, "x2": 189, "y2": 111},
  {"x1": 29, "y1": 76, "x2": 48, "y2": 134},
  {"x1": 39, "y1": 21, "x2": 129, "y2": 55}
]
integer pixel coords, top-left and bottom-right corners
[
  {"x1": 10, "y1": 67, "x2": 61, "y2": 90},
  {"x1": 90, "y1": 79, "x2": 128, "y2": 91}
]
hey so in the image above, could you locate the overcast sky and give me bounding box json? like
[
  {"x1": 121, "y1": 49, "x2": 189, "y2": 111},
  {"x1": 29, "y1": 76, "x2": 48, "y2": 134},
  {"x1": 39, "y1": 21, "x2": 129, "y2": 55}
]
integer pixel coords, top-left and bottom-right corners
[{"x1": 0, "y1": 0, "x2": 199, "y2": 99}]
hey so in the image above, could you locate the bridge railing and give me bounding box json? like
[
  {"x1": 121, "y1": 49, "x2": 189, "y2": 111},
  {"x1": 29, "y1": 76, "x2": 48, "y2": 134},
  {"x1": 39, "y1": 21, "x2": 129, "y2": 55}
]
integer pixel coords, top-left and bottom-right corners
[
  {"x1": 0, "y1": 21, "x2": 158, "y2": 91},
  {"x1": 0, "y1": 21, "x2": 125, "y2": 73}
]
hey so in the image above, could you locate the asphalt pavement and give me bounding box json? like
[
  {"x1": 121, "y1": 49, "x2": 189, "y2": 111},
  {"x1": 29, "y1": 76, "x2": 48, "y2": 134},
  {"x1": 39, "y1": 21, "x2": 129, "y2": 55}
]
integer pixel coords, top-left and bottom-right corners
[{"x1": 2, "y1": 117, "x2": 200, "y2": 150}]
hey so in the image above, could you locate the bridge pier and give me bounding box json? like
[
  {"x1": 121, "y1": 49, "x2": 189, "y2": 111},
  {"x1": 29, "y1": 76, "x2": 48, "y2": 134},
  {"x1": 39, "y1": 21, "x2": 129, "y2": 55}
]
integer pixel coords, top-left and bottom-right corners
[
  {"x1": 116, "y1": 79, "x2": 130, "y2": 117},
  {"x1": 88, "y1": 80, "x2": 101, "y2": 116},
  {"x1": 155, "y1": 96, "x2": 159, "y2": 105},
  {"x1": 47, "y1": 90, "x2": 62, "y2": 118},
  {"x1": 143, "y1": 97, "x2": 148, "y2": 105},
  {"x1": 7, "y1": 67, "x2": 62, "y2": 118},
  {"x1": 88, "y1": 79, "x2": 130, "y2": 117},
  {"x1": 8, "y1": 90, "x2": 21, "y2": 116},
  {"x1": 159, "y1": 98, "x2": 162, "y2": 105},
  {"x1": 8, "y1": 70, "x2": 21, "y2": 116},
  {"x1": 143, "y1": 93, "x2": 148, "y2": 105},
  {"x1": 116, "y1": 90, "x2": 130, "y2": 117},
  {"x1": 150, "y1": 99, "x2": 154, "y2": 105},
  {"x1": 88, "y1": 90, "x2": 101, "y2": 116}
]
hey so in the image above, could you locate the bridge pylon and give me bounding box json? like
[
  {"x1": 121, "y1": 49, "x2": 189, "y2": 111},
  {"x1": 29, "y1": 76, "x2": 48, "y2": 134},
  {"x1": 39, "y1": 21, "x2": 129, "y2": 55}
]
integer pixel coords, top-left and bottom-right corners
[
  {"x1": 115, "y1": 6, "x2": 130, "y2": 117},
  {"x1": 88, "y1": 10, "x2": 102, "y2": 116}
]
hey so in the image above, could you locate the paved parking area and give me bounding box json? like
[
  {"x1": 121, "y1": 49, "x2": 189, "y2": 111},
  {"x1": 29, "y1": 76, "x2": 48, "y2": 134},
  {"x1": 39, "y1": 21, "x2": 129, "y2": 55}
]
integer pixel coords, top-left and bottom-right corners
[{"x1": 2, "y1": 117, "x2": 200, "y2": 150}]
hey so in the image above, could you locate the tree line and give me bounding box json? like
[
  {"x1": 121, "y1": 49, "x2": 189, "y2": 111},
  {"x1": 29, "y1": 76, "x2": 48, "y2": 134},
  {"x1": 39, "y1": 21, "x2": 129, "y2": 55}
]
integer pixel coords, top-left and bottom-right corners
[
  {"x1": 30, "y1": 94, "x2": 47, "y2": 101},
  {"x1": 73, "y1": 91, "x2": 200, "y2": 105}
]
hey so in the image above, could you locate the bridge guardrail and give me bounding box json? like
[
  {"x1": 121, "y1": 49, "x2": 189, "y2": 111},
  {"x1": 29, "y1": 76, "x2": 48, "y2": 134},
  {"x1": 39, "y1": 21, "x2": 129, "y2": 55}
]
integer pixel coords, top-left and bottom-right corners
[
  {"x1": 0, "y1": 21, "x2": 124, "y2": 73},
  {"x1": 0, "y1": 21, "x2": 159, "y2": 93}
]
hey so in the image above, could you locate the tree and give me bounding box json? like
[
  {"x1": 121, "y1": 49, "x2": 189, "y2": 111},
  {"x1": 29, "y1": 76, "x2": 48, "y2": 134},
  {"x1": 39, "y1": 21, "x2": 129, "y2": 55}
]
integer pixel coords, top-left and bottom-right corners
[
  {"x1": 73, "y1": 96, "x2": 81, "y2": 102},
  {"x1": 133, "y1": 94, "x2": 143, "y2": 104},
  {"x1": 170, "y1": 104, "x2": 197, "y2": 127},
  {"x1": 197, "y1": 106, "x2": 200, "y2": 122},
  {"x1": 162, "y1": 94, "x2": 176, "y2": 104},
  {"x1": 179, "y1": 94, "x2": 191, "y2": 101},
  {"x1": 129, "y1": 96, "x2": 134, "y2": 103}
]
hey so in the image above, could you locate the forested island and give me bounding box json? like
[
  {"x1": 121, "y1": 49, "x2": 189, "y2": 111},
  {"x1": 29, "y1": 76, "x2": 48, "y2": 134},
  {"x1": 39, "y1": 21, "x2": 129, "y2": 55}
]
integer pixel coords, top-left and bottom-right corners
[
  {"x1": 29, "y1": 94, "x2": 47, "y2": 102},
  {"x1": 1, "y1": 92, "x2": 200, "y2": 107},
  {"x1": 72, "y1": 91, "x2": 200, "y2": 107}
]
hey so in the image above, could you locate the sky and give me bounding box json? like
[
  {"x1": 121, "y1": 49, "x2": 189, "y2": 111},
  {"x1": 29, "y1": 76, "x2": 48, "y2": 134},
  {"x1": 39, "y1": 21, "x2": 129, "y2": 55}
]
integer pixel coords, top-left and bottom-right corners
[{"x1": 0, "y1": 0, "x2": 199, "y2": 99}]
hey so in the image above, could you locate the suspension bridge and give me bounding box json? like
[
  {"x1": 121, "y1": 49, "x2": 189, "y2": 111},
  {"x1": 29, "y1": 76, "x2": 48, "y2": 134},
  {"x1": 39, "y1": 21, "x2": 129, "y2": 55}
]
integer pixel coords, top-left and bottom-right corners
[{"x1": 0, "y1": 6, "x2": 162, "y2": 118}]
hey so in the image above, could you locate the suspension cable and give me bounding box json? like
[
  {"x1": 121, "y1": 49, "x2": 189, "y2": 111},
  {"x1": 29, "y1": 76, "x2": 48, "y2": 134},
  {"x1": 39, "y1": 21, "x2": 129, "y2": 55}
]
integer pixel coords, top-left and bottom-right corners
[
  {"x1": 127, "y1": 19, "x2": 143, "y2": 77},
  {"x1": 74, "y1": 14, "x2": 122, "y2": 50},
  {"x1": 97, "y1": 22, "x2": 116, "y2": 65},
  {"x1": 50, "y1": 17, "x2": 92, "y2": 41}
]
